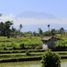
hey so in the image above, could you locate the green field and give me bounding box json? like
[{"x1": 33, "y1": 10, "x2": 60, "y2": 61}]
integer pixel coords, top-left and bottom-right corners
[
  {"x1": 0, "y1": 50, "x2": 66, "y2": 62},
  {"x1": 0, "y1": 36, "x2": 66, "y2": 62}
]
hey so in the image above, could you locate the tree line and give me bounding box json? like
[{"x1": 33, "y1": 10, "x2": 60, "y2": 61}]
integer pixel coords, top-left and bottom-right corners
[
  {"x1": 0, "y1": 21, "x2": 65, "y2": 38},
  {"x1": 38, "y1": 24, "x2": 65, "y2": 36}
]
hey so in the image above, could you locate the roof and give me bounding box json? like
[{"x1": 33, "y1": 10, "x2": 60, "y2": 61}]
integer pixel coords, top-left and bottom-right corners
[
  {"x1": 42, "y1": 36, "x2": 60, "y2": 41},
  {"x1": 42, "y1": 36, "x2": 52, "y2": 41}
]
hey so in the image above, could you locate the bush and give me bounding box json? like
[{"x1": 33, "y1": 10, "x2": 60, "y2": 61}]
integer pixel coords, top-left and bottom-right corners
[
  {"x1": 35, "y1": 45, "x2": 42, "y2": 50},
  {"x1": 41, "y1": 50, "x2": 61, "y2": 67},
  {"x1": 20, "y1": 43, "x2": 25, "y2": 49},
  {"x1": 25, "y1": 50, "x2": 30, "y2": 56}
]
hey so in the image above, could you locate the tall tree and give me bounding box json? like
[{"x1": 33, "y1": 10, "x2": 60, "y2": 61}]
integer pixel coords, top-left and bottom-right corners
[
  {"x1": 4, "y1": 21, "x2": 13, "y2": 37},
  {"x1": 59, "y1": 27, "x2": 65, "y2": 36},
  {"x1": 51, "y1": 29, "x2": 56, "y2": 36},
  {"x1": 11, "y1": 26, "x2": 17, "y2": 37},
  {"x1": 0, "y1": 22, "x2": 5, "y2": 36},
  {"x1": 38, "y1": 28, "x2": 43, "y2": 36},
  {"x1": 19, "y1": 24, "x2": 23, "y2": 32},
  {"x1": 47, "y1": 24, "x2": 50, "y2": 31},
  {"x1": 33, "y1": 31, "x2": 37, "y2": 36}
]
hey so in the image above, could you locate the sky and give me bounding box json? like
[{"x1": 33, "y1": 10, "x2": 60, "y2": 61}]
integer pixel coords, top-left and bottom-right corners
[
  {"x1": 0, "y1": 0, "x2": 67, "y2": 32},
  {"x1": 0, "y1": 0, "x2": 67, "y2": 17}
]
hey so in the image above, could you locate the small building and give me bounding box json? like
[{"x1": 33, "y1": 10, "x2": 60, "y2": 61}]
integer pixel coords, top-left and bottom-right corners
[{"x1": 42, "y1": 36, "x2": 60, "y2": 49}]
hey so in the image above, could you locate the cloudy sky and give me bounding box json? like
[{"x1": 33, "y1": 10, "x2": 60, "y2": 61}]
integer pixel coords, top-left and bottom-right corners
[{"x1": 0, "y1": 0, "x2": 67, "y2": 31}]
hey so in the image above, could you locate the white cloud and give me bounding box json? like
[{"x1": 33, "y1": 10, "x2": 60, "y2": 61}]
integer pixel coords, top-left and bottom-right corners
[
  {"x1": 0, "y1": 14, "x2": 67, "y2": 26},
  {"x1": 14, "y1": 17, "x2": 67, "y2": 25},
  {"x1": 0, "y1": 14, "x2": 15, "y2": 22}
]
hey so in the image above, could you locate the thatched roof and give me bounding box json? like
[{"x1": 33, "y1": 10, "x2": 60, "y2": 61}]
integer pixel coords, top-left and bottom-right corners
[
  {"x1": 42, "y1": 36, "x2": 60, "y2": 41},
  {"x1": 42, "y1": 36, "x2": 52, "y2": 41}
]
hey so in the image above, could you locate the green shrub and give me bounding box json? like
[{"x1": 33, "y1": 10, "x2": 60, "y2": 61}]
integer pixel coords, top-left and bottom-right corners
[
  {"x1": 35, "y1": 45, "x2": 42, "y2": 50},
  {"x1": 20, "y1": 43, "x2": 25, "y2": 49},
  {"x1": 25, "y1": 50, "x2": 30, "y2": 56},
  {"x1": 56, "y1": 40, "x2": 67, "y2": 47},
  {"x1": 41, "y1": 50, "x2": 61, "y2": 67}
]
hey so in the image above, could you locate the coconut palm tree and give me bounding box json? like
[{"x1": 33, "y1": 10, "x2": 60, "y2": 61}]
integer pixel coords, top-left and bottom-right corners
[
  {"x1": 47, "y1": 24, "x2": 50, "y2": 31},
  {"x1": 19, "y1": 24, "x2": 23, "y2": 32}
]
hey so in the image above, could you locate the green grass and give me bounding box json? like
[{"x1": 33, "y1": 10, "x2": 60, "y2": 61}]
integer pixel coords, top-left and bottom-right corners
[
  {"x1": 0, "y1": 51, "x2": 66, "y2": 60},
  {"x1": 0, "y1": 36, "x2": 67, "y2": 62},
  {"x1": 0, "y1": 36, "x2": 43, "y2": 50}
]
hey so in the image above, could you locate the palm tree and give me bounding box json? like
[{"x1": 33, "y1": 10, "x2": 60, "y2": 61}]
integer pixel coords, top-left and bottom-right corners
[
  {"x1": 19, "y1": 24, "x2": 23, "y2": 32},
  {"x1": 38, "y1": 28, "x2": 43, "y2": 36},
  {"x1": 59, "y1": 27, "x2": 65, "y2": 36},
  {"x1": 47, "y1": 24, "x2": 50, "y2": 31},
  {"x1": 51, "y1": 29, "x2": 56, "y2": 36}
]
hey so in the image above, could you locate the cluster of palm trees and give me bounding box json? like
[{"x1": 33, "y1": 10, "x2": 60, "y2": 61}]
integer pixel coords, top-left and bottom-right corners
[{"x1": 47, "y1": 24, "x2": 65, "y2": 36}]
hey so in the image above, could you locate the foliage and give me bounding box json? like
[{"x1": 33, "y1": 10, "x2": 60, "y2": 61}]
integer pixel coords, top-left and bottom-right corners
[
  {"x1": 0, "y1": 21, "x2": 13, "y2": 37},
  {"x1": 25, "y1": 50, "x2": 30, "y2": 56},
  {"x1": 51, "y1": 29, "x2": 56, "y2": 35},
  {"x1": 19, "y1": 24, "x2": 23, "y2": 32},
  {"x1": 20, "y1": 43, "x2": 25, "y2": 49},
  {"x1": 0, "y1": 36, "x2": 43, "y2": 50},
  {"x1": 38, "y1": 28, "x2": 43, "y2": 36},
  {"x1": 41, "y1": 50, "x2": 61, "y2": 67},
  {"x1": 56, "y1": 40, "x2": 67, "y2": 47},
  {"x1": 47, "y1": 24, "x2": 50, "y2": 31},
  {"x1": 59, "y1": 27, "x2": 65, "y2": 36},
  {"x1": 35, "y1": 45, "x2": 42, "y2": 50}
]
